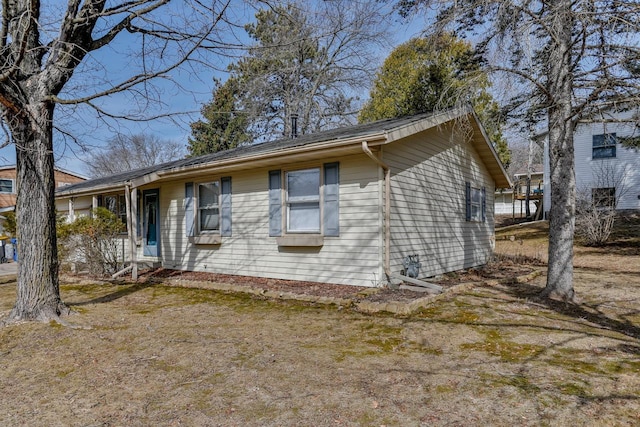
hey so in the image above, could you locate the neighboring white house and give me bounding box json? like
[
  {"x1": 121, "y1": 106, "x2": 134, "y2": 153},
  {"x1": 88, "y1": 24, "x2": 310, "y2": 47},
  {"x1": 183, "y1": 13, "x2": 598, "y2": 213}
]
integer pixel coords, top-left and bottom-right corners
[
  {"x1": 56, "y1": 107, "x2": 510, "y2": 287},
  {"x1": 495, "y1": 170, "x2": 544, "y2": 216},
  {"x1": 542, "y1": 109, "x2": 640, "y2": 217}
]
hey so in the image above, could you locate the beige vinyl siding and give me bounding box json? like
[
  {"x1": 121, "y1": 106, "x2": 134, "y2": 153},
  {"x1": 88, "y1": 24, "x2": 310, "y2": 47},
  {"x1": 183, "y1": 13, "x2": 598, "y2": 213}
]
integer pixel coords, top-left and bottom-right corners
[
  {"x1": 385, "y1": 123, "x2": 496, "y2": 278},
  {"x1": 156, "y1": 154, "x2": 382, "y2": 287}
]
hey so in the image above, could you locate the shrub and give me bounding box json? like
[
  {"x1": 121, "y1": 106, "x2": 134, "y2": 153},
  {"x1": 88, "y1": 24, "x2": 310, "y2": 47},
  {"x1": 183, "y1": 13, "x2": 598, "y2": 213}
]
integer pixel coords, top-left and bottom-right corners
[
  {"x1": 575, "y1": 191, "x2": 616, "y2": 247},
  {"x1": 58, "y1": 207, "x2": 126, "y2": 277}
]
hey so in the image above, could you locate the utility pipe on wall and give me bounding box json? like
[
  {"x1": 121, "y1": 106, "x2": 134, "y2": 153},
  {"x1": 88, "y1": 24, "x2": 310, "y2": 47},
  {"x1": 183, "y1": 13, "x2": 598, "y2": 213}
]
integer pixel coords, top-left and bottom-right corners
[{"x1": 361, "y1": 141, "x2": 391, "y2": 280}]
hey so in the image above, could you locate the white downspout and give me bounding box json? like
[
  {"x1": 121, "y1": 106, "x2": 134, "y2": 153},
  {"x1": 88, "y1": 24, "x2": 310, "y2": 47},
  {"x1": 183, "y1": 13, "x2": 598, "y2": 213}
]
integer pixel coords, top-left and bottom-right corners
[{"x1": 362, "y1": 141, "x2": 391, "y2": 281}]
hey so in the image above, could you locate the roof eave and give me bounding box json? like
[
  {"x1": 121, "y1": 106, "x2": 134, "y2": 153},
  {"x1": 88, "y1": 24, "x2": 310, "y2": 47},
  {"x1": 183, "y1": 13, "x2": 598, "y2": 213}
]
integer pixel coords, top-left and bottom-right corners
[
  {"x1": 468, "y1": 111, "x2": 512, "y2": 189},
  {"x1": 58, "y1": 133, "x2": 388, "y2": 196}
]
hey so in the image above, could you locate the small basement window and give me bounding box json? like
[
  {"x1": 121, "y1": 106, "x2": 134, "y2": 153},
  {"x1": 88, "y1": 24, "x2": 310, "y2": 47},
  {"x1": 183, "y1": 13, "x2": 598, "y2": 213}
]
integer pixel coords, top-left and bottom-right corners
[{"x1": 592, "y1": 187, "x2": 616, "y2": 208}]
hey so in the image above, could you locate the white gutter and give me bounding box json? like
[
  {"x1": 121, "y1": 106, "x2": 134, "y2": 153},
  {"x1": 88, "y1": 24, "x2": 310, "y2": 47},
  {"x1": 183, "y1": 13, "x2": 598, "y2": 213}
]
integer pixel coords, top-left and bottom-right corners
[
  {"x1": 361, "y1": 141, "x2": 391, "y2": 281},
  {"x1": 155, "y1": 133, "x2": 388, "y2": 179}
]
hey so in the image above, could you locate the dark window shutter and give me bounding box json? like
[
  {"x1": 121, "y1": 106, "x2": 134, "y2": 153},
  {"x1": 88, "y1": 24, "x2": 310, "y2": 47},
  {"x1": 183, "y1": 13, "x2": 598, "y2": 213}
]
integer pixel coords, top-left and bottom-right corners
[
  {"x1": 482, "y1": 186, "x2": 486, "y2": 222},
  {"x1": 220, "y1": 177, "x2": 232, "y2": 237},
  {"x1": 185, "y1": 182, "x2": 195, "y2": 237},
  {"x1": 465, "y1": 181, "x2": 471, "y2": 222},
  {"x1": 268, "y1": 170, "x2": 282, "y2": 236},
  {"x1": 323, "y1": 162, "x2": 340, "y2": 236}
]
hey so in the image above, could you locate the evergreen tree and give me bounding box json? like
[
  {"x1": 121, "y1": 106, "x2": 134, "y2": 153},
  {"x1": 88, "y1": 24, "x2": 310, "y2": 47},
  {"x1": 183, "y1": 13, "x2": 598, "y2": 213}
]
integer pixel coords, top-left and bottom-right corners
[
  {"x1": 188, "y1": 78, "x2": 251, "y2": 156},
  {"x1": 359, "y1": 34, "x2": 510, "y2": 166}
]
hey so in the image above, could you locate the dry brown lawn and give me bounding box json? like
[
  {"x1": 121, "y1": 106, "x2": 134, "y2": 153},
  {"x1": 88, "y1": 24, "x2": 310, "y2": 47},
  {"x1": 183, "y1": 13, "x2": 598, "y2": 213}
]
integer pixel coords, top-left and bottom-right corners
[{"x1": 1, "y1": 215, "x2": 639, "y2": 426}]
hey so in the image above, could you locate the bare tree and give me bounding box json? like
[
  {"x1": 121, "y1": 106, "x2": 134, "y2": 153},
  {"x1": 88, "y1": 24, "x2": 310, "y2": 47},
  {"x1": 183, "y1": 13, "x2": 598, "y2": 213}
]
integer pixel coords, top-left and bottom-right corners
[
  {"x1": 397, "y1": 0, "x2": 640, "y2": 301},
  {"x1": 0, "y1": 1, "x2": 234, "y2": 323},
  {"x1": 230, "y1": 0, "x2": 390, "y2": 141},
  {"x1": 86, "y1": 133, "x2": 185, "y2": 177},
  {"x1": 507, "y1": 139, "x2": 543, "y2": 178}
]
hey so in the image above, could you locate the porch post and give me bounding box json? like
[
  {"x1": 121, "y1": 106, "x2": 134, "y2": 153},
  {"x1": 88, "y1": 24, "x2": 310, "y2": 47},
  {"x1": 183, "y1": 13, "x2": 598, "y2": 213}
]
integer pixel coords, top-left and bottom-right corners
[
  {"x1": 68, "y1": 198, "x2": 75, "y2": 222},
  {"x1": 126, "y1": 185, "x2": 138, "y2": 280}
]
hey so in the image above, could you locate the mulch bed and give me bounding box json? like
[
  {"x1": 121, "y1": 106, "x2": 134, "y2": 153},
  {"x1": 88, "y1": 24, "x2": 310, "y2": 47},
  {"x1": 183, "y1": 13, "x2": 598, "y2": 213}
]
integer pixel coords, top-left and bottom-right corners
[
  {"x1": 138, "y1": 268, "x2": 364, "y2": 299},
  {"x1": 134, "y1": 261, "x2": 539, "y2": 304}
]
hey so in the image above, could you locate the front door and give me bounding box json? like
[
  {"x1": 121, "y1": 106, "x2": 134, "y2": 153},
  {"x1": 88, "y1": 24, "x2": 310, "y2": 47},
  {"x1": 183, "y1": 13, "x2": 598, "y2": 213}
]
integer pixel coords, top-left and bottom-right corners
[{"x1": 143, "y1": 189, "x2": 160, "y2": 256}]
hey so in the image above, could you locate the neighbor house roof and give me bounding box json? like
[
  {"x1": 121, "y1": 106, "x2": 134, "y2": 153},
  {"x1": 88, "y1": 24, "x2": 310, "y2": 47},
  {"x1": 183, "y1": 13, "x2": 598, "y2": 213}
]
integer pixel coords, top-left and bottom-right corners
[
  {"x1": 0, "y1": 164, "x2": 87, "y2": 180},
  {"x1": 57, "y1": 106, "x2": 511, "y2": 197}
]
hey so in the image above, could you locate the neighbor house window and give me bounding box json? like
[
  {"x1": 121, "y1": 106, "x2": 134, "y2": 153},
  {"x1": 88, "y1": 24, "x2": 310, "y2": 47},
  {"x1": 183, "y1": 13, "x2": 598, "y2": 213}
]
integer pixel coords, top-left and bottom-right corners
[
  {"x1": 286, "y1": 168, "x2": 320, "y2": 233},
  {"x1": 592, "y1": 187, "x2": 616, "y2": 208},
  {"x1": 465, "y1": 182, "x2": 486, "y2": 222},
  {"x1": 0, "y1": 179, "x2": 14, "y2": 194},
  {"x1": 592, "y1": 133, "x2": 617, "y2": 159},
  {"x1": 198, "y1": 181, "x2": 220, "y2": 232}
]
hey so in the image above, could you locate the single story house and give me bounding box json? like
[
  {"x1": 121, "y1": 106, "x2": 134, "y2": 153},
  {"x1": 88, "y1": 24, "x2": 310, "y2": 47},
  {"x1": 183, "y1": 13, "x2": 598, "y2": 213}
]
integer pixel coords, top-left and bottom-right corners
[{"x1": 56, "y1": 107, "x2": 510, "y2": 287}]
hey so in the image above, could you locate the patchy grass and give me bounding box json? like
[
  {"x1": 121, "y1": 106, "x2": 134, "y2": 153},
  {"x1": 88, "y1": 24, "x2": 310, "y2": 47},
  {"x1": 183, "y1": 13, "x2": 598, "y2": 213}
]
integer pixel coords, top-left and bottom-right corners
[{"x1": 0, "y1": 217, "x2": 639, "y2": 425}]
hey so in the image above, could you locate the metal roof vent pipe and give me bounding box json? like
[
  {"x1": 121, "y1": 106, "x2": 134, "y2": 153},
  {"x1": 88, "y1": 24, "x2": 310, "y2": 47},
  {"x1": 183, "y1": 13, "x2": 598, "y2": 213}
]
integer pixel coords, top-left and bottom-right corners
[{"x1": 290, "y1": 114, "x2": 298, "y2": 138}]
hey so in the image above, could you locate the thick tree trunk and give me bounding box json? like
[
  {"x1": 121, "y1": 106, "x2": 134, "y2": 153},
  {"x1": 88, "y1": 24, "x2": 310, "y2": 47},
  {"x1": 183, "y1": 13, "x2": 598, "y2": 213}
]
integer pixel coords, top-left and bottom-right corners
[
  {"x1": 542, "y1": 0, "x2": 577, "y2": 301},
  {"x1": 545, "y1": 111, "x2": 576, "y2": 301},
  {"x1": 6, "y1": 101, "x2": 68, "y2": 322}
]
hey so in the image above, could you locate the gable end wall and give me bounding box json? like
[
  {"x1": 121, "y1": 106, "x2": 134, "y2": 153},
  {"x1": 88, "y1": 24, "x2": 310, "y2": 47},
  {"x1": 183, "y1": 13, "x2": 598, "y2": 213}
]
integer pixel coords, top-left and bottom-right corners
[{"x1": 385, "y1": 124, "x2": 496, "y2": 278}]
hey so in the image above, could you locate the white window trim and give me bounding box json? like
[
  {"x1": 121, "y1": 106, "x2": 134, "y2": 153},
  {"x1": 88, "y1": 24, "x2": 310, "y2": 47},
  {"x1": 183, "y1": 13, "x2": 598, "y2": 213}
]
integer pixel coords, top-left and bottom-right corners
[
  {"x1": 195, "y1": 180, "x2": 221, "y2": 235},
  {"x1": 0, "y1": 178, "x2": 15, "y2": 194},
  {"x1": 592, "y1": 133, "x2": 617, "y2": 159},
  {"x1": 284, "y1": 167, "x2": 322, "y2": 234},
  {"x1": 470, "y1": 186, "x2": 482, "y2": 222}
]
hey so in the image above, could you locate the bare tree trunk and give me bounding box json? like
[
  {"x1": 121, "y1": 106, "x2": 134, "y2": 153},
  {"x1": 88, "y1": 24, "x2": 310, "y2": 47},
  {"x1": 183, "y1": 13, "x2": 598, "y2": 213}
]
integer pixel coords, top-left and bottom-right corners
[
  {"x1": 543, "y1": 0, "x2": 576, "y2": 301},
  {"x1": 6, "y1": 101, "x2": 68, "y2": 322}
]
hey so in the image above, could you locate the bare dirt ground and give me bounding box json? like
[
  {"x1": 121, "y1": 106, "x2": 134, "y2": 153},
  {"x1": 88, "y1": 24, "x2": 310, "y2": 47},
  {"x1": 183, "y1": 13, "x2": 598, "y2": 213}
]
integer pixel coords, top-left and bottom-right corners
[{"x1": 1, "y1": 215, "x2": 639, "y2": 426}]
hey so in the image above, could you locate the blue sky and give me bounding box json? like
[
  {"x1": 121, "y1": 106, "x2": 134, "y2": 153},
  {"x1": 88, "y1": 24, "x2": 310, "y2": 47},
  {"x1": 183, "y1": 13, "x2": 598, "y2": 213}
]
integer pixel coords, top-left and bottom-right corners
[{"x1": 0, "y1": 2, "x2": 426, "y2": 176}]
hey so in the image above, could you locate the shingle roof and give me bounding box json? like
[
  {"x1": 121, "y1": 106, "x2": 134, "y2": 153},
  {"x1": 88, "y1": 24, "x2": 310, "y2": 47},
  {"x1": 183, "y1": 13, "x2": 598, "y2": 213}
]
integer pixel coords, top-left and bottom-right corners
[
  {"x1": 57, "y1": 107, "x2": 511, "y2": 194},
  {"x1": 57, "y1": 112, "x2": 442, "y2": 195}
]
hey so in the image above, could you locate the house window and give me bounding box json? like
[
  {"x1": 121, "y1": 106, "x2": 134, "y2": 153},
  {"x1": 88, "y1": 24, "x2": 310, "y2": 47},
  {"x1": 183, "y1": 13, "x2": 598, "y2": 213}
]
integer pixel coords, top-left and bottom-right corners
[
  {"x1": 465, "y1": 182, "x2": 486, "y2": 222},
  {"x1": 592, "y1": 133, "x2": 617, "y2": 159},
  {"x1": 0, "y1": 179, "x2": 14, "y2": 194},
  {"x1": 269, "y1": 163, "x2": 339, "y2": 238},
  {"x1": 185, "y1": 178, "x2": 231, "y2": 240},
  {"x1": 197, "y1": 181, "x2": 220, "y2": 232},
  {"x1": 286, "y1": 168, "x2": 320, "y2": 233},
  {"x1": 470, "y1": 188, "x2": 482, "y2": 221},
  {"x1": 592, "y1": 187, "x2": 616, "y2": 208},
  {"x1": 101, "y1": 194, "x2": 128, "y2": 228},
  {"x1": 104, "y1": 195, "x2": 117, "y2": 213},
  {"x1": 118, "y1": 195, "x2": 127, "y2": 225}
]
